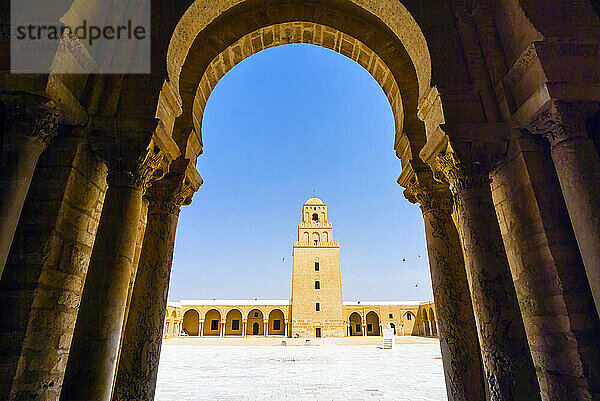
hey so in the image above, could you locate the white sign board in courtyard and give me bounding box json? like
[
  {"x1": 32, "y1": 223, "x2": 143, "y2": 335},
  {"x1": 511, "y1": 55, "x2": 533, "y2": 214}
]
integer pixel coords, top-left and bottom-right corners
[{"x1": 382, "y1": 328, "x2": 395, "y2": 349}]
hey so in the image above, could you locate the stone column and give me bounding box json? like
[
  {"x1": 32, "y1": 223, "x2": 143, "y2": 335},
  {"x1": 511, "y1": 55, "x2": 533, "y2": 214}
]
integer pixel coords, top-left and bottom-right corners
[
  {"x1": 264, "y1": 322, "x2": 269, "y2": 336},
  {"x1": 362, "y1": 324, "x2": 366, "y2": 336},
  {"x1": 434, "y1": 152, "x2": 541, "y2": 401},
  {"x1": 60, "y1": 148, "x2": 168, "y2": 401},
  {"x1": 124, "y1": 198, "x2": 150, "y2": 318},
  {"x1": 112, "y1": 167, "x2": 198, "y2": 401},
  {"x1": 0, "y1": 134, "x2": 107, "y2": 401},
  {"x1": 199, "y1": 321, "x2": 204, "y2": 337},
  {"x1": 404, "y1": 177, "x2": 486, "y2": 401},
  {"x1": 242, "y1": 321, "x2": 247, "y2": 337},
  {"x1": 527, "y1": 100, "x2": 600, "y2": 316},
  {"x1": 284, "y1": 320, "x2": 288, "y2": 337},
  {"x1": 491, "y1": 131, "x2": 600, "y2": 400},
  {"x1": 113, "y1": 198, "x2": 149, "y2": 386},
  {"x1": 0, "y1": 96, "x2": 61, "y2": 276}
]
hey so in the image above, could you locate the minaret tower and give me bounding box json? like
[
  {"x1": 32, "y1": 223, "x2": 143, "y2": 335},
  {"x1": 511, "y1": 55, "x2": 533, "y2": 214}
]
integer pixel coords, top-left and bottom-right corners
[{"x1": 290, "y1": 196, "x2": 345, "y2": 337}]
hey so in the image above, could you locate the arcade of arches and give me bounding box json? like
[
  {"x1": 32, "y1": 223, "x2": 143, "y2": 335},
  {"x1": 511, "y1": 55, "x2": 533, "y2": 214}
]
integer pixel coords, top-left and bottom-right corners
[
  {"x1": 1, "y1": 1, "x2": 600, "y2": 401},
  {"x1": 165, "y1": 301, "x2": 434, "y2": 338}
]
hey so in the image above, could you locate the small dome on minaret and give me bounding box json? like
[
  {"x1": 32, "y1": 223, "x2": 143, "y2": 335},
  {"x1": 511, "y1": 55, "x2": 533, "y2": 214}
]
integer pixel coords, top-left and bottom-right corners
[{"x1": 305, "y1": 197, "x2": 324, "y2": 205}]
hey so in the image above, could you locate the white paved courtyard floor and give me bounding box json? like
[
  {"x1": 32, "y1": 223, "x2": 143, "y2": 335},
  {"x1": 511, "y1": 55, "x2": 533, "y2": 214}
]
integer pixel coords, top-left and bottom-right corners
[{"x1": 155, "y1": 337, "x2": 447, "y2": 401}]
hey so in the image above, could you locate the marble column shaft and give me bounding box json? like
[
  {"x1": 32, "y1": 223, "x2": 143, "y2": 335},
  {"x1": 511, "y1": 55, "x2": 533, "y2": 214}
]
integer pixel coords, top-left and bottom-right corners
[
  {"x1": 528, "y1": 101, "x2": 600, "y2": 318},
  {"x1": 404, "y1": 180, "x2": 486, "y2": 401},
  {"x1": 0, "y1": 98, "x2": 60, "y2": 277},
  {"x1": 436, "y1": 153, "x2": 541, "y2": 401},
  {"x1": 112, "y1": 172, "x2": 195, "y2": 401},
  {"x1": 60, "y1": 148, "x2": 166, "y2": 401}
]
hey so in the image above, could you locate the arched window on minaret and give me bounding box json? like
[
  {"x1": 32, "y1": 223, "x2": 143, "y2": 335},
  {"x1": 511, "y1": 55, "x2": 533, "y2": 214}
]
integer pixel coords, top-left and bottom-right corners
[
  {"x1": 312, "y1": 213, "x2": 319, "y2": 222},
  {"x1": 321, "y1": 212, "x2": 325, "y2": 221},
  {"x1": 323, "y1": 231, "x2": 328, "y2": 242},
  {"x1": 313, "y1": 232, "x2": 320, "y2": 245},
  {"x1": 303, "y1": 232, "x2": 309, "y2": 243}
]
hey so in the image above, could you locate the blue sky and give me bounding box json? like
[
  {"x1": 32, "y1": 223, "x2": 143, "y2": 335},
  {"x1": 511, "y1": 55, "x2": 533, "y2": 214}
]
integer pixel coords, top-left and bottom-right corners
[{"x1": 168, "y1": 44, "x2": 432, "y2": 302}]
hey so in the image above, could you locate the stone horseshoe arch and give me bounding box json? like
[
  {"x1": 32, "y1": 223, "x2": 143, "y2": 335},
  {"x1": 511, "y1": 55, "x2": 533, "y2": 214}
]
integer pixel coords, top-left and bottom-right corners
[{"x1": 164, "y1": 0, "x2": 434, "y2": 164}]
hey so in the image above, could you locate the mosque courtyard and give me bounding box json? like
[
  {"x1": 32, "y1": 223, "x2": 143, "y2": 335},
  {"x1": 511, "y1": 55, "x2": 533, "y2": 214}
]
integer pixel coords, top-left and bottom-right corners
[{"x1": 155, "y1": 337, "x2": 446, "y2": 401}]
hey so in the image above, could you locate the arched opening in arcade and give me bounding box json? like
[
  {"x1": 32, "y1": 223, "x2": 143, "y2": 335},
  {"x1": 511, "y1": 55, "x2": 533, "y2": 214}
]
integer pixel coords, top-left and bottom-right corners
[
  {"x1": 225, "y1": 309, "x2": 243, "y2": 336},
  {"x1": 169, "y1": 42, "x2": 433, "y2": 339},
  {"x1": 268, "y1": 309, "x2": 285, "y2": 336},
  {"x1": 163, "y1": 0, "x2": 439, "y2": 348},
  {"x1": 247, "y1": 309, "x2": 264, "y2": 336},
  {"x1": 203, "y1": 309, "x2": 222, "y2": 336},
  {"x1": 166, "y1": 34, "x2": 436, "y2": 347},
  {"x1": 365, "y1": 311, "x2": 381, "y2": 336},
  {"x1": 349, "y1": 312, "x2": 362, "y2": 336},
  {"x1": 182, "y1": 309, "x2": 199, "y2": 336}
]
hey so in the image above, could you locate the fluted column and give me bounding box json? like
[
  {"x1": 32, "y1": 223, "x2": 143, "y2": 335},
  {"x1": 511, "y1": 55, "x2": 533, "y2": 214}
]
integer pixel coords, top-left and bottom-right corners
[
  {"x1": 403, "y1": 177, "x2": 486, "y2": 401},
  {"x1": 112, "y1": 163, "x2": 199, "y2": 401},
  {"x1": 434, "y1": 152, "x2": 541, "y2": 401},
  {"x1": 60, "y1": 148, "x2": 169, "y2": 401},
  {"x1": 0, "y1": 96, "x2": 60, "y2": 276},
  {"x1": 527, "y1": 100, "x2": 600, "y2": 316}
]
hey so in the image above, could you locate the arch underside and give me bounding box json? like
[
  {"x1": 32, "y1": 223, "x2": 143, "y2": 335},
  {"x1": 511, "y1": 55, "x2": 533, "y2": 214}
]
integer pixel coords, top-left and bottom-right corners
[{"x1": 190, "y1": 22, "x2": 405, "y2": 147}]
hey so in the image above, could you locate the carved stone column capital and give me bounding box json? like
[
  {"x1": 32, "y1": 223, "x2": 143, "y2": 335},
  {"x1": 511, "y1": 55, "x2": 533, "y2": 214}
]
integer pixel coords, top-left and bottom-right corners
[
  {"x1": 433, "y1": 151, "x2": 491, "y2": 195},
  {"x1": 145, "y1": 175, "x2": 193, "y2": 215},
  {"x1": 403, "y1": 179, "x2": 453, "y2": 214},
  {"x1": 145, "y1": 159, "x2": 201, "y2": 215},
  {"x1": 107, "y1": 147, "x2": 170, "y2": 192},
  {"x1": 1, "y1": 94, "x2": 62, "y2": 145},
  {"x1": 527, "y1": 100, "x2": 599, "y2": 147}
]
